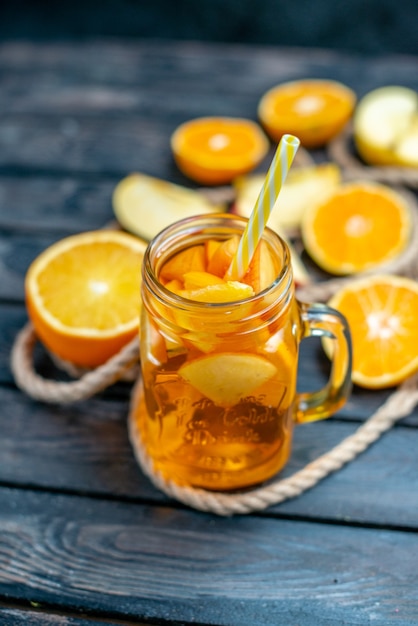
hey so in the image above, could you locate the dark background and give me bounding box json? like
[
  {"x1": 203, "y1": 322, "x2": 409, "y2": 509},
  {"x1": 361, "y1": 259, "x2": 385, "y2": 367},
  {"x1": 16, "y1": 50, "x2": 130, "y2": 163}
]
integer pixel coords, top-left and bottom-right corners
[{"x1": 1, "y1": 0, "x2": 418, "y2": 55}]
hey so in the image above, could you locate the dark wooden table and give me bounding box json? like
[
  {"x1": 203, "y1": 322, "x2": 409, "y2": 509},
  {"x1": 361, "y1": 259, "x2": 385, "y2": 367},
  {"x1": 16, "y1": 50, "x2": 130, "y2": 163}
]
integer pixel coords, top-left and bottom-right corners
[{"x1": 1, "y1": 39, "x2": 418, "y2": 626}]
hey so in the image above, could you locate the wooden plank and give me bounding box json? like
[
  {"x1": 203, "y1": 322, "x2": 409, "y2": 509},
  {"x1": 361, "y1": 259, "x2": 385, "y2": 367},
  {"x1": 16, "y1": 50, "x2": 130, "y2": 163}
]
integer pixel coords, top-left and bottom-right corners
[
  {"x1": 0, "y1": 175, "x2": 116, "y2": 233},
  {"x1": 0, "y1": 45, "x2": 416, "y2": 180},
  {"x1": 0, "y1": 383, "x2": 417, "y2": 527},
  {"x1": 0, "y1": 233, "x2": 70, "y2": 302},
  {"x1": 0, "y1": 41, "x2": 361, "y2": 94},
  {"x1": 0, "y1": 41, "x2": 417, "y2": 100},
  {"x1": 0, "y1": 384, "x2": 159, "y2": 501},
  {"x1": 0, "y1": 114, "x2": 180, "y2": 180},
  {"x1": 0, "y1": 603, "x2": 145, "y2": 625},
  {"x1": 0, "y1": 306, "x2": 28, "y2": 383},
  {"x1": 0, "y1": 487, "x2": 417, "y2": 625}
]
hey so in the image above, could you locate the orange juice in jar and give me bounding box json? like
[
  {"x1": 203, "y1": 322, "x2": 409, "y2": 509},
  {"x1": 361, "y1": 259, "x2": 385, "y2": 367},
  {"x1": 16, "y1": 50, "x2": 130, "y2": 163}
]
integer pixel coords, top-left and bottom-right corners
[{"x1": 132, "y1": 214, "x2": 352, "y2": 491}]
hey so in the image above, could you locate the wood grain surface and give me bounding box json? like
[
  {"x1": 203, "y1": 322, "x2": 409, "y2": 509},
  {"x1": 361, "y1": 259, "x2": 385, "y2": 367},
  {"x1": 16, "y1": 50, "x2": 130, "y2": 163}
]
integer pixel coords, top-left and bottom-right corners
[{"x1": 0, "y1": 39, "x2": 417, "y2": 625}]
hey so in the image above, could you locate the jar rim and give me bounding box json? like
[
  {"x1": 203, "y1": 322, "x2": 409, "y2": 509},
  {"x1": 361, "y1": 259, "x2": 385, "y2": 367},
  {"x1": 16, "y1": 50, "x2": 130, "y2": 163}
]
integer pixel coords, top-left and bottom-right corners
[{"x1": 142, "y1": 212, "x2": 293, "y2": 310}]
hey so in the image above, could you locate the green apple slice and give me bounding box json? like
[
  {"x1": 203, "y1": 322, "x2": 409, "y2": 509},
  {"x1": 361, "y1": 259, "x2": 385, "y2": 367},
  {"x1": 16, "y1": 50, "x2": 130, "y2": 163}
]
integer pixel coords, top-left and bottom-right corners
[{"x1": 179, "y1": 352, "x2": 277, "y2": 406}]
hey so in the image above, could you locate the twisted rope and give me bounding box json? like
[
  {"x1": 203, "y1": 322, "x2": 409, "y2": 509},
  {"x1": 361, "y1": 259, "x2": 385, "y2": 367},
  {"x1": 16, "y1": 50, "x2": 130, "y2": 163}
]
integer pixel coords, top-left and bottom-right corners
[
  {"x1": 128, "y1": 373, "x2": 418, "y2": 516},
  {"x1": 10, "y1": 323, "x2": 139, "y2": 404}
]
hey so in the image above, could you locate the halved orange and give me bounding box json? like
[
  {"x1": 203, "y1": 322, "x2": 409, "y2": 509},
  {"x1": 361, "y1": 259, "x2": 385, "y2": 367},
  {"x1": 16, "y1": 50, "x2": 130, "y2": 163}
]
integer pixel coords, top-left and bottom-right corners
[
  {"x1": 301, "y1": 181, "x2": 412, "y2": 275},
  {"x1": 258, "y1": 79, "x2": 356, "y2": 148},
  {"x1": 25, "y1": 230, "x2": 147, "y2": 367},
  {"x1": 170, "y1": 116, "x2": 270, "y2": 185},
  {"x1": 327, "y1": 275, "x2": 418, "y2": 388}
]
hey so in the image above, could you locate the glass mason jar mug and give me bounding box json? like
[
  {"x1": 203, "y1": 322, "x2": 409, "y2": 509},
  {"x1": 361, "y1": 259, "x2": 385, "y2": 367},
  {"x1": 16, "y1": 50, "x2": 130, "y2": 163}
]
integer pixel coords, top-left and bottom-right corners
[{"x1": 132, "y1": 214, "x2": 352, "y2": 491}]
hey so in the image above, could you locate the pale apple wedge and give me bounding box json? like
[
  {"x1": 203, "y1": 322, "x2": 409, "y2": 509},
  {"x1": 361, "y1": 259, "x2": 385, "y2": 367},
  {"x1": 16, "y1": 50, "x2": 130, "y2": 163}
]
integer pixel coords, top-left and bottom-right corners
[
  {"x1": 113, "y1": 173, "x2": 224, "y2": 241},
  {"x1": 242, "y1": 240, "x2": 278, "y2": 292},
  {"x1": 286, "y1": 239, "x2": 311, "y2": 287},
  {"x1": 241, "y1": 231, "x2": 311, "y2": 287},
  {"x1": 233, "y1": 163, "x2": 341, "y2": 233},
  {"x1": 183, "y1": 271, "x2": 225, "y2": 290},
  {"x1": 354, "y1": 86, "x2": 418, "y2": 167},
  {"x1": 178, "y1": 353, "x2": 277, "y2": 406},
  {"x1": 180, "y1": 281, "x2": 255, "y2": 303}
]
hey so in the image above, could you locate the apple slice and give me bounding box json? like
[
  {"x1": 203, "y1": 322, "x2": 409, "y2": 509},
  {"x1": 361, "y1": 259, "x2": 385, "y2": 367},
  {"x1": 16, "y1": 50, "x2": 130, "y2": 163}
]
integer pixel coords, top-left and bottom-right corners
[
  {"x1": 181, "y1": 281, "x2": 254, "y2": 303},
  {"x1": 160, "y1": 245, "x2": 206, "y2": 282},
  {"x1": 205, "y1": 238, "x2": 222, "y2": 265},
  {"x1": 286, "y1": 239, "x2": 311, "y2": 287},
  {"x1": 113, "y1": 173, "x2": 224, "y2": 241},
  {"x1": 164, "y1": 278, "x2": 183, "y2": 294},
  {"x1": 183, "y1": 271, "x2": 224, "y2": 290},
  {"x1": 179, "y1": 353, "x2": 277, "y2": 406},
  {"x1": 242, "y1": 240, "x2": 278, "y2": 292},
  {"x1": 354, "y1": 86, "x2": 418, "y2": 167},
  {"x1": 233, "y1": 163, "x2": 341, "y2": 233},
  {"x1": 207, "y1": 235, "x2": 240, "y2": 278}
]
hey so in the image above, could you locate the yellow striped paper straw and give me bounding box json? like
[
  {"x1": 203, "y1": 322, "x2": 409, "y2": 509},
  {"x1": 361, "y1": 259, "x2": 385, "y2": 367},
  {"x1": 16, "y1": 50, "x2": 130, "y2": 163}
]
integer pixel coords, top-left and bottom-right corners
[{"x1": 227, "y1": 134, "x2": 300, "y2": 280}]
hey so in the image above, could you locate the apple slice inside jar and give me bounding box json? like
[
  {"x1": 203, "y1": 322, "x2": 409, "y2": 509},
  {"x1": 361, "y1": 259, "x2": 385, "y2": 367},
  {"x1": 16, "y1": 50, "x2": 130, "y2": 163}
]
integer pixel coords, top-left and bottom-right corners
[{"x1": 178, "y1": 352, "x2": 278, "y2": 406}]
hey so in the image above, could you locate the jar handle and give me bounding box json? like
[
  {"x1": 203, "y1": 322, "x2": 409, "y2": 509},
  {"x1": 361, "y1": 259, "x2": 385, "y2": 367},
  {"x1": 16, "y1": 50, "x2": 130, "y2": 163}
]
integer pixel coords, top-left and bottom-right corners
[{"x1": 295, "y1": 302, "x2": 352, "y2": 423}]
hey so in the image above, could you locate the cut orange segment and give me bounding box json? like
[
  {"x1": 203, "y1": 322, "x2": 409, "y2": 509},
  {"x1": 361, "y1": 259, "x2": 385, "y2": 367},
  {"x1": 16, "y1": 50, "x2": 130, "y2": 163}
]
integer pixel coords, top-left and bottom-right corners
[
  {"x1": 25, "y1": 230, "x2": 147, "y2": 367},
  {"x1": 327, "y1": 275, "x2": 418, "y2": 388},
  {"x1": 113, "y1": 173, "x2": 223, "y2": 241},
  {"x1": 258, "y1": 79, "x2": 356, "y2": 148},
  {"x1": 354, "y1": 86, "x2": 418, "y2": 167},
  {"x1": 301, "y1": 182, "x2": 412, "y2": 275},
  {"x1": 170, "y1": 117, "x2": 270, "y2": 185},
  {"x1": 179, "y1": 353, "x2": 278, "y2": 405}
]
